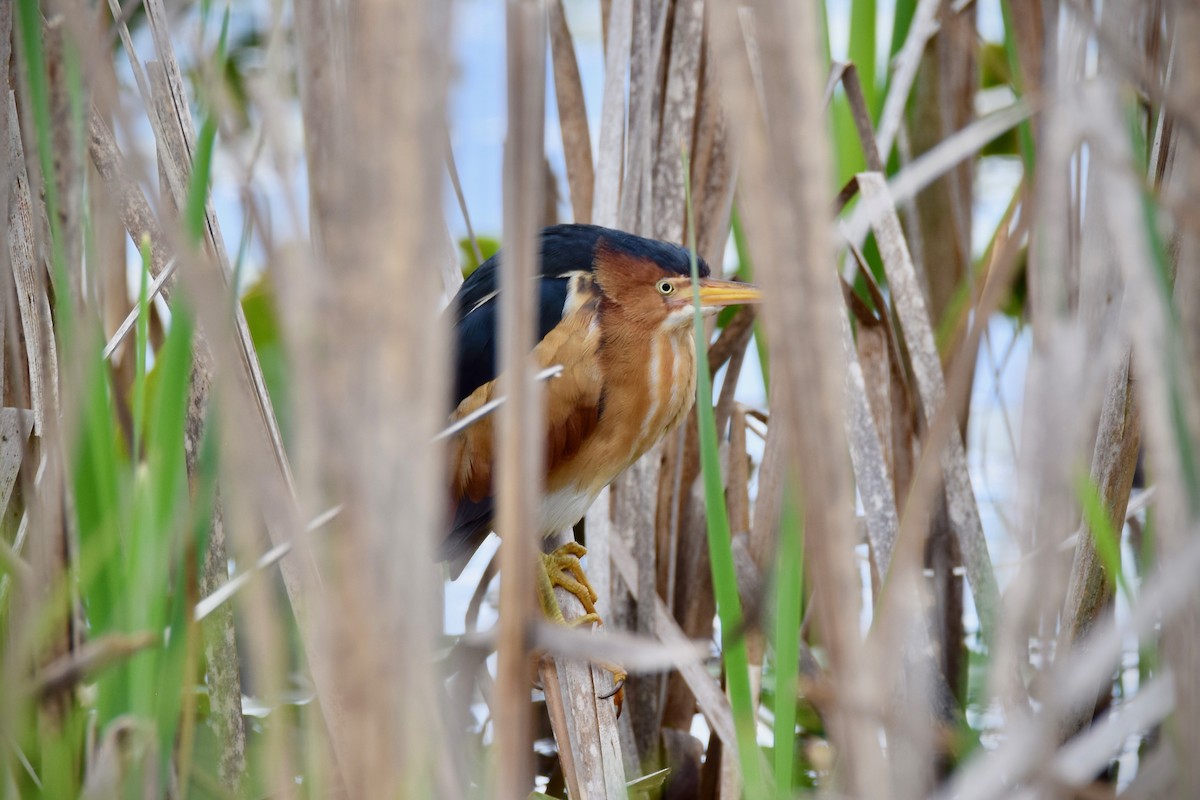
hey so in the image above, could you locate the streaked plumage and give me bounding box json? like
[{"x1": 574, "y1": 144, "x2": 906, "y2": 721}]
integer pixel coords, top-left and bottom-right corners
[{"x1": 441, "y1": 224, "x2": 759, "y2": 577}]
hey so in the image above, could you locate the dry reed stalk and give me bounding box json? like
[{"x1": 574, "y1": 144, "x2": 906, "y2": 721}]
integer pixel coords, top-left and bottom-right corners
[
  {"x1": 650, "y1": 0, "x2": 704, "y2": 243},
  {"x1": 657, "y1": 471, "x2": 717, "y2": 728},
  {"x1": 1057, "y1": 347, "x2": 1140, "y2": 738},
  {"x1": 841, "y1": 244, "x2": 939, "y2": 795},
  {"x1": 1007, "y1": 0, "x2": 1045, "y2": 99},
  {"x1": 294, "y1": 0, "x2": 340, "y2": 255},
  {"x1": 0, "y1": 309, "x2": 6, "y2": 412},
  {"x1": 1167, "y1": 5, "x2": 1200, "y2": 791},
  {"x1": 3, "y1": 36, "x2": 76, "y2": 734},
  {"x1": 617, "y1": 0, "x2": 660, "y2": 234},
  {"x1": 858, "y1": 173, "x2": 999, "y2": 638},
  {"x1": 1053, "y1": 35, "x2": 1163, "y2": 740},
  {"x1": 849, "y1": 238, "x2": 919, "y2": 504},
  {"x1": 875, "y1": 0, "x2": 941, "y2": 162},
  {"x1": 939, "y1": 521, "x2": 1200, "y2": 800},
  {"x1": 5, "y1": 94, "x2": 55, "y2": 438},
  {"x1": 86, "y1": 113, "x2": 173, "y2": 286},
  {"x1": 692, "y1": 64, "x2": 737, "y2": 264},
  {"x1": 609, "y1": 537, "x2": 741, "y2": 756},
  {"x1": 864, "y1": 178, "x2": 1026, "y2": 710},
  {"x1": 85, "y1": 34, "x2": 125, "y2": 353},
  {"x1": 0, "y1": 1, "x2": 39, "y2": 746},
  {"x1": 909, "y1": 0, "x2": 975, "y2": 335},
  {"x1": 492, "y1": 1, "x2": 549, "y2": 797},
  {"x1": 0, "y1": 411, "x2": 31, "y2": 515},
  {"x1": 593, "y1": 0, "x2": 633, "y2": 227},
  {"x1": 991, "y1": 14, "x2": 1092, "y2": 715},
  {"x1": 296, "y1": 0, "x2": 453, "y2": 792},
  {"x1": 540, "y1": 588, "x2": 626, "y2": 799},
  {"x1": 1043, "y1": 673, "x2": 1174, "y2": 792},
  {"x1": 634, "y1": 20, "x2": 739, "y2": 772},
  {"x1": 708, "y1": 1, "x2": 888, "y2": 792},
  {"x1": 839, "y1": 63, "x2": 884, "y2": 172},
  {"x1": 908, "y1": 3, "x2": 976, "y2": 709},
  {"x1": 621, "y1": 448, "x2": 665, "y2": 763},
  {"x1": 549, "y1": 0, "x2": 594, "y2": 224},
  {"x1": 839, "y1": 310, "x2": 901, "y2": 576}
]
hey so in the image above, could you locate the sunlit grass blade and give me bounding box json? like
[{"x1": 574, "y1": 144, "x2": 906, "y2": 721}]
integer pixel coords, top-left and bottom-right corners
[
  {"x1": 130, "y1": 300, "x2": 194, "y2": 778},
  {"x1": 75, "y1": 361, "x2": 129, "y2": 725},
  {"x1": 683, "y1": 148, "x2": 766, "y2": 798},
  {"x1": 887, "y1": 0, "x2": 917, "y2": 61},
  {"x1": 848, "y1": 0, "x2": 877, "y2": 113}
]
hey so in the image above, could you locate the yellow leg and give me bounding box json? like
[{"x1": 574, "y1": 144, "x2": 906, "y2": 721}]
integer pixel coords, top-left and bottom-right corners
[
  {"x1": 537, "y1": 542, "x2": 601, "y2": 626},
  {"x1": 535, "y1": 542, "x2": 627, "y2": 709}
]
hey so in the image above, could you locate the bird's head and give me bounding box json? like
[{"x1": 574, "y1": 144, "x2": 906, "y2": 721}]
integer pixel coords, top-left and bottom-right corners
[{"x1": 591, "y1": 236, "x2": 761, "y2": 334}]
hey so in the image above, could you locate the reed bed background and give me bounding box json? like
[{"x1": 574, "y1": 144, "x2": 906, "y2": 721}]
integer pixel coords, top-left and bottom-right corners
[{"x1": 0, "y1": 0, "x2": 1197, "y2": 797}]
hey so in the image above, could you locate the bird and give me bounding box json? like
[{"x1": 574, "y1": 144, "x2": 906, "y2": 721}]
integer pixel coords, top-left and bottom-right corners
[{"x1": 441, "y1": 224, "x2": 760, "y2": 670}]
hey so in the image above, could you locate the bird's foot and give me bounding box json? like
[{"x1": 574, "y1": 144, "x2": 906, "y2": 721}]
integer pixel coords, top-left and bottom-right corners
[
  {"x1": 535, "y1": 542, "x2": 626, "y2": 712},
  {"x1": 538, "y1": 542, "x2": 601, "y2": 625}
]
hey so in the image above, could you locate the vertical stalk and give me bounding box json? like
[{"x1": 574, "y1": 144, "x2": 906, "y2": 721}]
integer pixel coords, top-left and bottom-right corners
[{"x1": 491, "y1": 1, "x2": 547, "y2": 797}]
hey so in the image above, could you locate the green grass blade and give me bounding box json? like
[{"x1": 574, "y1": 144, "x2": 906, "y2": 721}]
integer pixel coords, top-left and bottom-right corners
[
  {"x1": 74, "y1": 362, "x2": 129, "y2": 725},
  {"x1": 1074, "y1": 472, "x2": 1134, "y2": 604},
  {"x1": 133, "y1": 236, "x2": 152, "y2": 460},
  {"x1": 14, "y1": 0, "x2": 64, "y2": 274},
  {"x1": 848, "y1": 0, "x2": 877, "y2": 112},
  {"x1": 771, "y1": 491, "x2": 804, "y2": 797},
  {"x1": 146, "y1": 307, "x2": 193, "y2": 532},
  {"x1": 997, "y1": 2, "x2": 1036, "y2": 170},
  {"x1": 888, "y1": 0, "x2": 917, "y2": 60},
  {"x1": 683, "y1": 149, "x2": 766, "y2": 798},
  {"x1": 14, "y1": 0, "x2": 74, "y2": 351},
  {"x1": 186, "y1": 116, "x2": 219, "y2": 246},
  {"x1": 731, "y1": 205, "x2": 770, "y2": 391},
  {"x1": 131, "y1": 301, "x2": 195, "y2": 775}
]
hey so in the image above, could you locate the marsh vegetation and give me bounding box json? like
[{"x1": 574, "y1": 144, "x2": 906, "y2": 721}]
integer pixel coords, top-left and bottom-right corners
[{"x1": 1, "y1": 0, "x2": 1198, "y2": 798}]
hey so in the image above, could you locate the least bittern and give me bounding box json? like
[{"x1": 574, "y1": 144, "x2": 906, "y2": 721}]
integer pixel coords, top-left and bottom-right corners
[{"x1": 441, "y1": 224, "x2": 760, "y2": 695}]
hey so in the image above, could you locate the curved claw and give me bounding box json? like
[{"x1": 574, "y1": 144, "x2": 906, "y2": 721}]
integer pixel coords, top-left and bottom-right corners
[
  {"x1": 594, "y1": 661, "x2": 627, "y2": 716},
  {"x1": 597, "y1": 676, "x2": 625, "y2": 701}
]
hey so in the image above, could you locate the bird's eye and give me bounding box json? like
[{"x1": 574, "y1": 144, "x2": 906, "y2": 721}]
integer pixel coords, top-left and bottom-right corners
[{"x1": 657, "y1": 280, "x2": 674, "y2": 295}]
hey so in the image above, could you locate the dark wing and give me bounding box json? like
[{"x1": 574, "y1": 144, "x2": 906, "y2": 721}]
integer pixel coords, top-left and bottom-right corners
[
  {"x1": 451, "y1": 260, "x2": 573, "y2": 406},
  {"x1": 443, "y1": 228, "x2": 593, "y2": 574}
]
